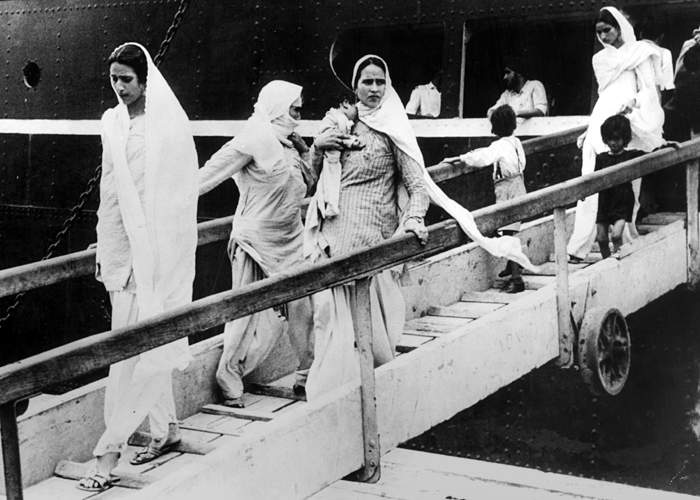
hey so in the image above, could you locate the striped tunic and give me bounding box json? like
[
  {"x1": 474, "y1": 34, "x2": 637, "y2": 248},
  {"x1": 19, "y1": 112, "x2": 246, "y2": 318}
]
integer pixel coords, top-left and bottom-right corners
[{"x1": 315, "y1": 121, "x2": 429, "y2": 257}]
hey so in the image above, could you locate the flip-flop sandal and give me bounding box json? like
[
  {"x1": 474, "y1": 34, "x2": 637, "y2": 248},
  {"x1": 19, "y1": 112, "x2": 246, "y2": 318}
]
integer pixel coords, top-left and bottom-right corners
[
  {"x1": 77, "y1": 472, "x2": 119, "y2": 492},
  {"x1": 129, "y1": 441, "x2": 179, "y2": 465}
]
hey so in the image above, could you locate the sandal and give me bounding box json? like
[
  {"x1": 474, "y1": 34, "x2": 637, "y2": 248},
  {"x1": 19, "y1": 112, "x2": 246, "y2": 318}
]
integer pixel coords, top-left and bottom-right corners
[
  {"x1": 129, "y1": 424, "x2": 181, "y2": 465},
  {"x1": 129, "y1": 440, "x2": 179, "y2": 465},
  {"x1": 77, "y1": 472, "x2": 118, "y2": 492},
  {"x1": 222, "y1": 397, "x2": 245, "y2": 408},
  {"x1": 504, "y1": 277, "x2": 525, "y2": 294},
  {"x1": 568, "y1": 254, "x2": 583, "y2": 264}
]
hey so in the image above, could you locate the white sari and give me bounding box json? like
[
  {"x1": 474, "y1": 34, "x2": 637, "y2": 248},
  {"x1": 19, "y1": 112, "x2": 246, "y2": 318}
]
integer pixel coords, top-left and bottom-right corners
[{"x1": 567, "y1": 7, "x2": 665, "y2": 259}]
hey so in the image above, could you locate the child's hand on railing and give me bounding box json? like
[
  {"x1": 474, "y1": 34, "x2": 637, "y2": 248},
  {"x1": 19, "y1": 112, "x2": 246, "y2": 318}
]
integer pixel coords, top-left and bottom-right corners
[
  {"x1": 664, "y1": 141, "x2": 681, "y2": 150},
  {"x1": 441, "y1": 156, "x2": 462, "y2": 165},
  {"x1": 86, "y1": 242, "x2": 97, "y2": 251},
  {"x1": 576, "y1": 132, "x2": 587, "y2": 149}
]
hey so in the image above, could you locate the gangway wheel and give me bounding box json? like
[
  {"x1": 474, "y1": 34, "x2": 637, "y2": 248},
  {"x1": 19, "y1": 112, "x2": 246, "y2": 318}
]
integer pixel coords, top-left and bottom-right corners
[{"x1": 578, "y1": 307, "x2": 631, "y2": 396}]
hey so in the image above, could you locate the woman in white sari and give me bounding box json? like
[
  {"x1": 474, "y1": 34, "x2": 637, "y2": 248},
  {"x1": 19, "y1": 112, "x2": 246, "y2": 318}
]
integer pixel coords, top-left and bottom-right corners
[
  {"x1": 78, "y1": 43, "x2": 198, "y2": 491},
  {"x1": 198, "y1": 81, "x2": 314, "y2": 408},
  {"x1": 567, "y1": 6, "x2": 665, "y2": 261},
  {"x1": 305, "y1": 55, "x2": 538, "y2": 401}
]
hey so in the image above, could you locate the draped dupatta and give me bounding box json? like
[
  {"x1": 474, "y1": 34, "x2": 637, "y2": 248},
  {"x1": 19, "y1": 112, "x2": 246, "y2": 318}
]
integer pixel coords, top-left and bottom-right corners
[
  {"x1": 229, "y1": 80, "x2": 302, "y2": 172},
  {"x1": 351, "y1": 54, "x2": 538, "y2": 271},
  {"x1": 101, "y1": 42, "x2": 198, "y2": 375}
]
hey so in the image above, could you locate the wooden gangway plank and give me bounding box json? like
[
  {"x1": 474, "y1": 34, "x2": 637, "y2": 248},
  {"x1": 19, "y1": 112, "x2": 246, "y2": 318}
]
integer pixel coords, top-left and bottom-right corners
[
  {"x1": 311, "y1": 448, "x2": 697, "y2": 500},
  {"x1": 0, "y1": 213, "x2": 691, "y2": 499},
  {"x1": 427, "y1": 301, "x2": 504, "y2": 319}
]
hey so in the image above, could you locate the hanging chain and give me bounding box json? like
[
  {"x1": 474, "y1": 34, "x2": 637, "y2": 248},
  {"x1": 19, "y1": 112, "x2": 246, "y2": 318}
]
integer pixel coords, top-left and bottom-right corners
[
  {"x1": 0, "y1": 0, "x2": 192, "y2": 330},
  {"x1": 152, "y1": 0, "x2": 191, "y2": 66}
]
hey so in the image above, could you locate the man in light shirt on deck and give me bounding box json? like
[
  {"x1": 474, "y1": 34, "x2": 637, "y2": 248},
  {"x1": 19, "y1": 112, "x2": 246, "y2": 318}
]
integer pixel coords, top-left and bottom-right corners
[
  {"x1": 406, "y1": 72, "x2": 441, "y2": 118},
  {"x1": 487, "y1": 62, "x2": 548, "y2": 119}
]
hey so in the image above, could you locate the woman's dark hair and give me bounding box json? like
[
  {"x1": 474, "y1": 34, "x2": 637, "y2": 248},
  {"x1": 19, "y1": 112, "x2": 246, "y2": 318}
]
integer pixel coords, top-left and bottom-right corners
[
  {"x1": 600, "y1": 114, "x2": 632, "y2": 144},
  {"x1": 352, "y1": 57, "x2": 387, "y2": 89},
  {"x1": 490, "y1": 104, "x2": 517, "y2": 137},
  {"x1": 108, "y1": 44, "x2": 148, "y2": 84},
  {"x1": 597, "y1": 9, "x2": 621, "y2": 31}
]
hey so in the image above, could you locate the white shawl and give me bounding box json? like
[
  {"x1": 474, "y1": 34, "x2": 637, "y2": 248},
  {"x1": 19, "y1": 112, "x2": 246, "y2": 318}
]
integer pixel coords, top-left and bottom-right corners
[
  {"x1": 350, "y1": 54, "x2": 538, "y2": 271},
  {"x1": 230, "y1": 80, "x2": 302, "y2": 172},
  {"x1": 101, "y1": 42, "x2": 197, "y2": 376},
  {"x1": 588, "y1": 7, "x2": 664, "y2": 156}
]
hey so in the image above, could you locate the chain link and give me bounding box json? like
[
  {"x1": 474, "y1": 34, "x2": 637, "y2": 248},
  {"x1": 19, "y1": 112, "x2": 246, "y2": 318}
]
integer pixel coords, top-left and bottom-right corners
[
  {"x1": 0, "y1": 0, "x2": 192, "y2": 330},
  {"x1": 152, "y1": 0, "x2": 191, "y2": 67}
]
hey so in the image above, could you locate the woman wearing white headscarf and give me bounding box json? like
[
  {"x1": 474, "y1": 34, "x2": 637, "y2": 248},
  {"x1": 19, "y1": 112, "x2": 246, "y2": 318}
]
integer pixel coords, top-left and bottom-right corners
[
  {"x1": 198, "y1": 80, "x2": 314, "y2": 408},
  {"x1": 305, "y1": 55, "x2": 537, "y2": 401},
  {"x1": 78, "y1": 42, "x2": 198, "y2": 491},
  {"x1": 567, "y1": 6, "x2": 665, "y2": 261}
]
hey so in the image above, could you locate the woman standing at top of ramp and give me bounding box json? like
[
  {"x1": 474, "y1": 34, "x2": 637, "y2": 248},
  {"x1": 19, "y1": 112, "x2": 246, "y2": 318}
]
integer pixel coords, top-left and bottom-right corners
[
  {"x1": 78, "y1": 42, "x2": 198, "y2": 491},
  {"x1": 567, "y1": 6, "x2": 665, "y2": 262},
  {"x1": 198, "y1": 80, "x2": 315, "y2": 408}
]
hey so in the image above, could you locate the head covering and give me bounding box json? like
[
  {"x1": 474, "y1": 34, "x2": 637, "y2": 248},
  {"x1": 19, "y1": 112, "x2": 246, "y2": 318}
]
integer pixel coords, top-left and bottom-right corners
[
  {"x1": 594, "y1": 7, "x2": 663, "y2": 91},
  {"x1": 101, "y1": 41, "x2": 197, "y2": 374},
  {"x1": 346, "y1": 54, "x2": 538, "y2": 271},
  {"x1": 597, "y1": 6, "x2": 636, "y2": 48},
  {"x1": 230, "y1": 80, "x2": 302, "y2": 171}
]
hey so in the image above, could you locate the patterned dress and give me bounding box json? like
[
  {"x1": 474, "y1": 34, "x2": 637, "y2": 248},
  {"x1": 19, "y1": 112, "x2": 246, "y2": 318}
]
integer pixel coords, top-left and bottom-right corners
[
  {"x1": 317, "y1": 121, "x2": 429, "y2": 256},
  {"x1": 305, "y1": 121, "x2": 429, "y2": 401}
]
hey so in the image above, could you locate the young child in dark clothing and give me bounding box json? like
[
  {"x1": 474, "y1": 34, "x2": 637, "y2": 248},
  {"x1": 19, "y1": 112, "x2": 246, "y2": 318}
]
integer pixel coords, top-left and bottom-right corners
[{"x1": 595, "y1": 114, "x2": 645, "y2": 258}]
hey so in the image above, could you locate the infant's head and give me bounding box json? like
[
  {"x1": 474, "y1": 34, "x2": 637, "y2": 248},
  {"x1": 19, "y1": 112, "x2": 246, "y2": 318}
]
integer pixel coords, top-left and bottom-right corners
[{"x1": 337, "y1": 91, "x2": 358, "y2": 121}]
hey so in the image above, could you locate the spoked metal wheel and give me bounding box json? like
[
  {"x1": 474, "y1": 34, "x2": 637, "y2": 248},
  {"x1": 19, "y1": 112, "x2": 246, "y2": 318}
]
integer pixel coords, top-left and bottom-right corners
[{"x1": 578, "y1": 307, "x2": 631, "y2": 396}]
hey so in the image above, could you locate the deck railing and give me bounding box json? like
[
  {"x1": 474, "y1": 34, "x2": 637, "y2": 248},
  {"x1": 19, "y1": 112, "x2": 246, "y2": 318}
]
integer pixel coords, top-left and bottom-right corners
[
  {"x1": 0, "y1": 125, "x2": 584, "y2": 299},
  {"x1": 7, "y1": 127, "x2": 700, "y2": 500}
]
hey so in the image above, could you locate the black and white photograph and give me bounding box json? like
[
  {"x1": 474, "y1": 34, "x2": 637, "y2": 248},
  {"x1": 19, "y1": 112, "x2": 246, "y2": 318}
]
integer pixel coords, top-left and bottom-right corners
[{"x1": 1, "y1": 1, "x2": 700, "y2": 498}]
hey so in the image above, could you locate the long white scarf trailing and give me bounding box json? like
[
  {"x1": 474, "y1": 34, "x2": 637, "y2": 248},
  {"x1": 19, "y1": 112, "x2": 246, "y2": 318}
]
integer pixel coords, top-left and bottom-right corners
[
  {"x1": 101, "y1": 42, "x2": 198, "y2": 375},
  {"x1": 349, "y1": 54, "x2": 539, "y2": 270}
]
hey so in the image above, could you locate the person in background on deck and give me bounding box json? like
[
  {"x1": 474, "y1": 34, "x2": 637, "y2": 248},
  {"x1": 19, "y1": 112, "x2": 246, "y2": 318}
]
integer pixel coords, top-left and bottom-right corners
[
  {"x1": 198, "y1": 80, "x2": 314, "y2": 408},
  {"x1": 594, "y1": 115, "x2": 646, "y2": 259},
  {"x1": 566, "y1": 6, "x2": 665, "y2": 263},
  {"x1": 666, "y1": 29, "x2": 700, "y2": 139},
  {"x1": 487, "y1": 61, "x2": 548, "y2": 119},
  {"x1": 305, "y1": 54, "x2": 539, "y2": 401},
  {"x1": 442, "y1": 104, "x2": 528, "y2": 293},
  {"x1": 78, "y1": 42, "x2": 198, "y2": 492},
  {"x1": 405, "y1": 71, "x2": 442, "y2": 118},
  {"x1": 644, "y1": 39, "x2": 675, "y2": 98}
]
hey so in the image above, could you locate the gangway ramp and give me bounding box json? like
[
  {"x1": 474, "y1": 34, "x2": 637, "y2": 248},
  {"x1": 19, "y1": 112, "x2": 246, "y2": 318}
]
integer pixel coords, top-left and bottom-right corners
[
  {"x1": 0, "y1": 210, "x2": 692, "y2": 500},
  {"x1": 1, "y1": 137, "x2": 699, "y2": 499}
]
